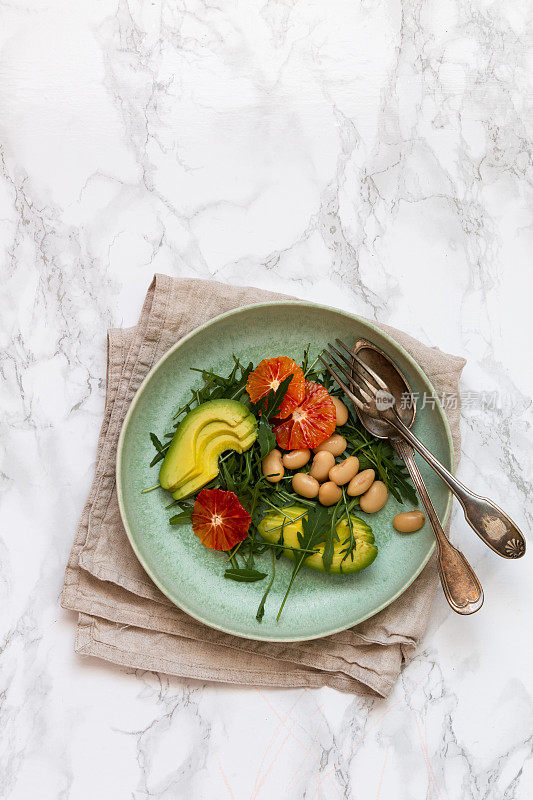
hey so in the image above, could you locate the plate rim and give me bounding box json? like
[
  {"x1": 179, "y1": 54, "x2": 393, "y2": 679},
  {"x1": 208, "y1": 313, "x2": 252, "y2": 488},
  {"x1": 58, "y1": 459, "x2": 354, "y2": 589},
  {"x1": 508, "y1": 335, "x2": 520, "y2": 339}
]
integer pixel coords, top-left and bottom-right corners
[{"x1": 116, "y1": 300, "x2": 454, "y2": 642}]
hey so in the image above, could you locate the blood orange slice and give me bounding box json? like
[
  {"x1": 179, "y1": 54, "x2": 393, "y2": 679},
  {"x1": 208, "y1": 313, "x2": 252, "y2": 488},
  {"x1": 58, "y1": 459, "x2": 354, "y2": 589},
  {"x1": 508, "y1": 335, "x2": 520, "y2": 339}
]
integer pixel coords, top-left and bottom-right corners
[
  {"x1": 272, "y1": 381, "x2": 336, "y2": 450},
  {"x1": 192, "y1": 489, "x2": 251, "y2": 551},
  {"x1": 245, "y1": 356, "x2": 305, "y2": 419}
]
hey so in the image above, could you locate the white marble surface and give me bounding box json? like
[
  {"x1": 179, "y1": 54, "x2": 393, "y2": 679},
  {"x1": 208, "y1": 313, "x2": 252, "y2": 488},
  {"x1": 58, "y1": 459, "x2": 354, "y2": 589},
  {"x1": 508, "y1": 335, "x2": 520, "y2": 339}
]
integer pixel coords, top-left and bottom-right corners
[{"x1": 1, "y1": 0, "x2": 532, "y2": 796}]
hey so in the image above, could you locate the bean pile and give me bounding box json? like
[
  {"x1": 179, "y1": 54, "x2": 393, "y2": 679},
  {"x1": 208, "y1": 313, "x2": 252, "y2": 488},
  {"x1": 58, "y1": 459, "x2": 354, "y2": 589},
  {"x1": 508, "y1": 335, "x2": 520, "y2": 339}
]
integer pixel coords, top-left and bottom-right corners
[{"x1": 261, "y1": 397, "x2": 390, "y2": 512}]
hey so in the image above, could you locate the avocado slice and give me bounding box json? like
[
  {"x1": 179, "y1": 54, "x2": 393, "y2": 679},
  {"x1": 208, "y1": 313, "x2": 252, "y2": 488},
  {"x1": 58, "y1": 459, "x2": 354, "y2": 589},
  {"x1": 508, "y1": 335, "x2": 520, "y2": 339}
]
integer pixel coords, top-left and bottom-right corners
[
  {"x1": 159, "y1": 399, "x2": 257, "y2": 492},
  {"x1": 257, "y1": 505, "x2": 378, "y2": 574},
  {"x1": 170, "y1": 417, "x2": 258, "y2": 490},
  {"x1": 171, "y1": 428, "x2": 258, "y2": 499}
]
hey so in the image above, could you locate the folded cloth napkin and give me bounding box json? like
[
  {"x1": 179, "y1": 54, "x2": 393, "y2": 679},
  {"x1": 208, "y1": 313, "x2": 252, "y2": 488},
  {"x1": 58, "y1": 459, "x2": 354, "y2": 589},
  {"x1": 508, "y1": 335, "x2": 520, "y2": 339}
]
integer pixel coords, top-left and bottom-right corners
[{"x1": 61, "y1": 275, "x2": 466, "y2": 697}]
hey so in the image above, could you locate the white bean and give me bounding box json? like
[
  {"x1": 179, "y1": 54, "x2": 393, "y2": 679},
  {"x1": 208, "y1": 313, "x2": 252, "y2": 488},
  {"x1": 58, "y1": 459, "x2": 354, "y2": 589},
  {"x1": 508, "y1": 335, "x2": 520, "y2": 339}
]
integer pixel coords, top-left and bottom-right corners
[
  {"x1": 313, "y1": 434, "x2": 347, "y2": 457},
  {"x1": 318, "y1": 481, "x2": 342, "y2": 507},
  {"x1": 346, "y1": 469, "x2": 375, "y2": 497},
  {"x1": 393, "y1": 510, "x2": 425, "y2": 532},
  {"x1": 359, "y1": 481, "x2": 388, "y2": 513},
  {"x1": 332, "y1": 397, "x2": 349, "y2": 426},
  {"x1": 329, "y1": 456, "x2": 359, "y2": 486},
  {"x1": 261, "y1": 449, "x2": 284, "y2": 483},
  {"x1": 292, "y1": 473, "x2": 320, "y2": 499},
  {"x1": 282, "y1": 449, "x2": 311, "y2": 469},
  {"x1": 309, "y1": 451, "x2": 335, "y2": 482}
]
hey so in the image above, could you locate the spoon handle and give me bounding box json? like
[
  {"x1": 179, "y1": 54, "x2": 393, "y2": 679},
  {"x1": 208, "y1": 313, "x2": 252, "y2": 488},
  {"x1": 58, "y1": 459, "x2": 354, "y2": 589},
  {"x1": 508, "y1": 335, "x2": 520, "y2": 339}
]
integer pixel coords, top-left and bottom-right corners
[
  {"x1": 387, "y1": 411, "x2": 526, "y2": 559},
  {"x1": 392, "y1": 438, "x2": 484, "y2": 614}
]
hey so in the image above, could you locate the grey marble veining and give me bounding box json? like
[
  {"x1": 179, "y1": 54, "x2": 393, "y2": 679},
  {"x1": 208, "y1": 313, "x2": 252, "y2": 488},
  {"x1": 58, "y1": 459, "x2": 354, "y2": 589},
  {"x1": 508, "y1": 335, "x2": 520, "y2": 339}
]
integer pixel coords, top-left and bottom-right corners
[{"x1": 1, "y1": 0, "x2": 532, "y2": 797}]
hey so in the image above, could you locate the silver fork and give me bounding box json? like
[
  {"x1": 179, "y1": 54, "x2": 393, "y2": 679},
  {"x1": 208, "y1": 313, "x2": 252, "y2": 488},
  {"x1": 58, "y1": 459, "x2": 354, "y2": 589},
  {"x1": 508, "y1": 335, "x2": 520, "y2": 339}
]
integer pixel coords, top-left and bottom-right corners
[{"x1": 319, "y1": 340, "x2": 526, "y2": 560}]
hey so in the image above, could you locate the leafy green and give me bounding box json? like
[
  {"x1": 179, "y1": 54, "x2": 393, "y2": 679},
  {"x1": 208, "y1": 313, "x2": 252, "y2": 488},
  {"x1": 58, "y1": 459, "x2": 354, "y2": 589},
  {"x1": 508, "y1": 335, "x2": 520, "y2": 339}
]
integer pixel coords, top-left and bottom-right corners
[
  {"x1": 169, "y1": 510, "x2": 193, "y2": 525},
  {"x1": 340, "y1": 488, "x2": 356, "y2": 564},
  {"x1": 256, "y1": 549, "x2": 275, "y2": 621},
  {"x1": 277, "y1": 505, "x2": 330, "y2": 619},
  {"x1": 224, "y1": 568, "x2": 267, "y2": 583},
  {"x1": 301, "y1": 343, "x2": 311, "y2": 374},
  {"x1": 322, "y1": 500, "x2": 342, "y2": 572},
  {"x1": 171, "y1": 357, "x2": 254, "y2": 421},
  {"x1": 150, "y1": 432, "x2": 165, "y2": 452},
  {"x1": 252, "y1": 373, "x2": 294, "y2": 421},
  {"x1": 149, "y1": 432, "x2": 170, "y2": 467},
  {"x1": 256, "y1": 418, "x2": 277, "y2": 459},
  {"x1": 145, "y1": 344, "x2": 417, "y2": 623}
]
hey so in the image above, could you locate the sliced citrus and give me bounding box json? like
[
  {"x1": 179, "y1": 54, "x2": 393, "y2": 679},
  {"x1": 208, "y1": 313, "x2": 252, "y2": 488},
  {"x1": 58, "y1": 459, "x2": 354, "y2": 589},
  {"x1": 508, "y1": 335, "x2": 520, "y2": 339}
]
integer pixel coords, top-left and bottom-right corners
[
  {"x1": 272, "y1": 381, "x2": 336, "y2": 450},
  {"x1": 245, "y1": 356, "x2": 305, "y2": 419},
  {"x1": 192, "y1": 488, "x2": 251, "y2": 551}
]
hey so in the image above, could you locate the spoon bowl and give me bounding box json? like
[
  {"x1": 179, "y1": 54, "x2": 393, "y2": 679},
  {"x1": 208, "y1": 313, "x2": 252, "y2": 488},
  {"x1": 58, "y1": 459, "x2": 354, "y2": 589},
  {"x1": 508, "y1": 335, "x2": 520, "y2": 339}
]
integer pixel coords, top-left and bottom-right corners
[{"x1": 351, "y1": 339, "x2": 415, "y2": 435}]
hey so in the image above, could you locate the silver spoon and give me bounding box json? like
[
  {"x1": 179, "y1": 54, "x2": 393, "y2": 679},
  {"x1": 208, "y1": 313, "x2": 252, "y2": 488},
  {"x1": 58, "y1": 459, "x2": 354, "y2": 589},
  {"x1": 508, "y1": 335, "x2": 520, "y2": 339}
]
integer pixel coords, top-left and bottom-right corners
[
  {"x1": 350, "y1": 339, "x2": 483, "y2": 614},
  {"x1": 346, "y1": 338, "x2": 484, "y2": 614},
  {"x1": 323, "y1": 339, "x2": 526, "y2": 561}
]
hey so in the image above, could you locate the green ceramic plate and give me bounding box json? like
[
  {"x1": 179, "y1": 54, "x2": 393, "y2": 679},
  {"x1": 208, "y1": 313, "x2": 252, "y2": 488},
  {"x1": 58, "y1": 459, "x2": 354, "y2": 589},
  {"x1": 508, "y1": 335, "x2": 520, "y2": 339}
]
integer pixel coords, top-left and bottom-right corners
[{"x1": 117, "y1": 302, "x2": 453, "y2": 642}]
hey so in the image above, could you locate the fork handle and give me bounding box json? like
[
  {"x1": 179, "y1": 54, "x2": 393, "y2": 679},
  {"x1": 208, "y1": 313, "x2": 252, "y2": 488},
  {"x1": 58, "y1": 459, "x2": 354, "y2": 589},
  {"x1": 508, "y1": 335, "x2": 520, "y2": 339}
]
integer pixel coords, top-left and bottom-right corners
[
  {"x1": 387, "y1": 410, "x2": 526, "y2": 559},
  {"x1": 392, "y1": 438, "x2": 484, "y2": 614}
]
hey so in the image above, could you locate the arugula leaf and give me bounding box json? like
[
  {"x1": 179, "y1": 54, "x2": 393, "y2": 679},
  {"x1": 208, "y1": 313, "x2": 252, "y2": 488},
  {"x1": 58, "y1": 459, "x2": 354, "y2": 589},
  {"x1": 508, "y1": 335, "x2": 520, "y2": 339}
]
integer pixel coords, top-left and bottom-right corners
[
  {"x1": 277, "y1": 505, "x2": 330, "y2": 619},
  {"x1": 149, "y1": 432, "x2": 170, "y2": 467},
  {"x1": 256, "y1": 418, "x2": 277, "y2": 459},
  {"x1": 322, "y1": 499, "x2": 342, "y2": 572},
  {"x1": 340, "y1": 488, "x2": 356, "y2": 565},
  {"x1": 150, "y1": 432, "x2": 165, "y2": 452},
  {"x1": 301, "y1": 343, "x2": 311, "y2": 374},
  {"x1": 253, "y1": 373, "x2": 294, "y2": 421},
  {"x1": 171, "y1": 357, "x2": 253, "y2": 419},
  {"x1": 295, "y1": 504, "x2": 330, "y2": 549},
  {"x1": 169, "y1": 510, "x2": 193, "y2": 525},
  {"x1": 256, "y1": 549, "x2": 275, "y2": 621},
  {"x1": 224, "y1": 568, "x2": 267, "y2": 583}
]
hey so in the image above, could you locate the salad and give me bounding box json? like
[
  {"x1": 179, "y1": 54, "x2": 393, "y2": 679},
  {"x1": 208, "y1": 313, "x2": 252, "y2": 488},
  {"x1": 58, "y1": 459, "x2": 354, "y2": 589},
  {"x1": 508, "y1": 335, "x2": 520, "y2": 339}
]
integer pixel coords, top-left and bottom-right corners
[{"x1": 144, "y1": 347, "x2": 418, "y2": 622}]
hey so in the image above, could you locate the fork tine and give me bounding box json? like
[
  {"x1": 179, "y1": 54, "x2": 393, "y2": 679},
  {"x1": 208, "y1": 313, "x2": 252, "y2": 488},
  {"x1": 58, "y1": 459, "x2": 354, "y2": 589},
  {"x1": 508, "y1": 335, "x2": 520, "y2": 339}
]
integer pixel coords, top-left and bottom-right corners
[
  {"x1": 335, "y1": 339, "x2": 388, "y2": 390},
  {"x1": 320, "y1": 351, "x2": 375, "y2": 406},
  {"x1": 326, "y1": 342, "x2": 379, "y2": 397},
  {"x1": 317, "y1": 355, "x2": 368, "y2": 411},
  {"x1": 325, "y1": 345, "x2": 377, "y2": 402}
]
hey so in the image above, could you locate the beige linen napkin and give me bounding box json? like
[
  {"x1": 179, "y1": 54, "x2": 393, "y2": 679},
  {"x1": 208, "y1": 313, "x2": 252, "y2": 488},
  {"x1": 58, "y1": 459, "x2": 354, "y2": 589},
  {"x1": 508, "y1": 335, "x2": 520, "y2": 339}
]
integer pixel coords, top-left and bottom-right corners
[{"x1": 62, "y1": 275, "x2": 466, "y2": 697}]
